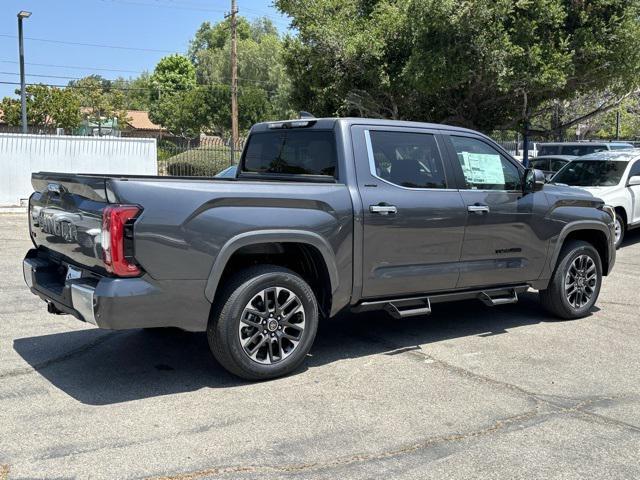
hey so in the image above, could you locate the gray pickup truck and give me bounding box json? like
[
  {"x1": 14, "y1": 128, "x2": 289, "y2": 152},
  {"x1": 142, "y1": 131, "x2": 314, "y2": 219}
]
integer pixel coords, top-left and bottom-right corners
[{"x1": 24, "y1": 118, "x2": 616, "y2": 380}]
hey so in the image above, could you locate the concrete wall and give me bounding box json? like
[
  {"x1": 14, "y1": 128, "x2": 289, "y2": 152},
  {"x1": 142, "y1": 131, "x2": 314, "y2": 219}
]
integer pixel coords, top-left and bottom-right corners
[{"x1": 0, "y1": 134, "x2": 157, "y2": 206}]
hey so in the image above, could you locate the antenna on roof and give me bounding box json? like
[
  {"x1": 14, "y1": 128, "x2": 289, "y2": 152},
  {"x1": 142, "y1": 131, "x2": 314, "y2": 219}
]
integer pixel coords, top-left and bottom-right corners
[{"x1": 298, "y1": 111, "x2": 315, "y2": 119}]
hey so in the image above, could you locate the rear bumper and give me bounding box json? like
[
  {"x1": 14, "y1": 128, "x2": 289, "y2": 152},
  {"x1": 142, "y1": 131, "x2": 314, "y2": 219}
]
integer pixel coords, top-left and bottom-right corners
[{"x1": 23, "y1": 249, "x2": 211, "y2": 331}]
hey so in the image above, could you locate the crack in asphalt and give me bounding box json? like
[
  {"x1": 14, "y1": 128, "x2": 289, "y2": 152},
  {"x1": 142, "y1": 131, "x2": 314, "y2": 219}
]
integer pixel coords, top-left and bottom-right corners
[
  {"x1": 144, "y1": 398, "x2": 633, "y2": 480},
  {"x1": 0, "y1": 332, "x2": 120, "y2": 380},
  {"x1": 142, "y1": 331, "x2": 639, "y2": 480},
  {"x1": 143, "y1": 409, "x2": 540, "y2": 480}
]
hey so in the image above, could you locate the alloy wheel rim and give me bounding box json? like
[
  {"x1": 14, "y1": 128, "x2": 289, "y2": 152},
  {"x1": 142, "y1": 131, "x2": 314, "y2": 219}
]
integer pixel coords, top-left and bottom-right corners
[
  {"x1": 238, "y1": 287, "x2": 306, "y2": 364},
  {"x1": 614, "y1": 218, "x2": 622, "y2": 244},
  {"x1": 564, "y1": 254, "x2": 597, "y2": 309}
]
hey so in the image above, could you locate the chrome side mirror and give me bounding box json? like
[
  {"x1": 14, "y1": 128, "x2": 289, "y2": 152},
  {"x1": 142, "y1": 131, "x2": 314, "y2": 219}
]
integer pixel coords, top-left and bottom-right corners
[{"x1": 523, "y1": 168, "x2": 546, "y2": 194}]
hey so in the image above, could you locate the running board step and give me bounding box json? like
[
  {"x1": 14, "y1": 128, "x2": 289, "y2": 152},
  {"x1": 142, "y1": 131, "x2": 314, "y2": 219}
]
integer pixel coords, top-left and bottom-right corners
[
  {"x1": 384, "y1": 298, "x2": 431, "y2": 319},
  {"x1": 353, "y1": 285, "x2": 528, "y2": 318},
  {"x1": 478, "y1": 288, "x2": 519, "y2": 306}
]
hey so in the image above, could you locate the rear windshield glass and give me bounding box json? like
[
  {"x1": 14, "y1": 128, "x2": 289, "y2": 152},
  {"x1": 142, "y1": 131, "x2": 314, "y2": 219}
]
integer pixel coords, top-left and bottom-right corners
[
  {"x1": 553, "y1": 160, "x2": 627, "y2": 186},
  {"x1": 560, "y1": 145, "x2": 607, "y2": 156},
  {"x1": 538, "y1": 146, "x2": 560, "y2": 156},
  {"x1": 538, "y1": 145, "x2": 609, "y2": 156},
  {"x1": 242, "y1": 130, "x2": 337, "y2": 177}
]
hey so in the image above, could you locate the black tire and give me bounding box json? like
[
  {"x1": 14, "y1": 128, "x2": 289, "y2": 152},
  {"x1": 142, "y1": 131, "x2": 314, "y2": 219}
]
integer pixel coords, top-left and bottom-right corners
[
  {"x1": 539, "y1": 240, "x2": 602, "y2": 319},
  {"x1": 614, "y1": 212, "x2": 625, "y2": 249},
  {"x1": 207, "y1": 265, "x2": 319, "y2": 381}
]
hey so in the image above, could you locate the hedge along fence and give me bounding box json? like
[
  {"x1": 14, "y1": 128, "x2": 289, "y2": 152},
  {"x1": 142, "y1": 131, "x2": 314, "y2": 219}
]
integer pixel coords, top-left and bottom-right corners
[{"x1": 157, "y1": 139, "x2": 244, "y2": 176}]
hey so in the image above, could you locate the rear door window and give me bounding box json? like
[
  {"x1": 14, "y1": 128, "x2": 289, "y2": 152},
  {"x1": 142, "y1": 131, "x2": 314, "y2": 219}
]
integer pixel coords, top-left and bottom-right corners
[
  {"x1": 530, "y1": 159, "x2": 549, "y2": 170},
  {"x1": 242, "y1": 130, "x2": 337, "y2": 177},
  {"x1": 549, "y1": 159, "x2": 568, "y2": 171},
  {"x1": 367, "y1": 131, "x2": 448, "y2": 188}
]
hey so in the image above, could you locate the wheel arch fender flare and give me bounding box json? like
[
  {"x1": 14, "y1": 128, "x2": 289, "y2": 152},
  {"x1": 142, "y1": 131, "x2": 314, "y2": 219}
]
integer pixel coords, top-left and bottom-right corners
[
  {"x1": 204, "y1": 229, "x2": 340, "y2": 304},
  {"x1": 548, "y1": 220, "x2": 613, "y2": 274}
]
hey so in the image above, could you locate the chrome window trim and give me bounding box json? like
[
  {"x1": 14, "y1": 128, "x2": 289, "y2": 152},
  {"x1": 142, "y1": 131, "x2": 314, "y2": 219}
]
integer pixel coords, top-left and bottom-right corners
[{"x1": 363, "y1": 129, "x2": 457, "y2": 192}]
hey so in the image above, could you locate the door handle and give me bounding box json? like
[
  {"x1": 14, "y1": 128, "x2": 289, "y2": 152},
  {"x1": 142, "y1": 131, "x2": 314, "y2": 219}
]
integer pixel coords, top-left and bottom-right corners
[
  {"x1": 468, "y1": 204, "x2": 490, "y2": 214},
  {"x1": 370, "y1": 204, "x2": 398, "y2": 215}
]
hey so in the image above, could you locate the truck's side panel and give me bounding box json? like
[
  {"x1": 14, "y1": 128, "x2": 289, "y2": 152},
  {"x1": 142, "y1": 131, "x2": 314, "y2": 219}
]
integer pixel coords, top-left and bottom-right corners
[{"x1": 109, "y1": 178, "x2": 354, "y2": 313}]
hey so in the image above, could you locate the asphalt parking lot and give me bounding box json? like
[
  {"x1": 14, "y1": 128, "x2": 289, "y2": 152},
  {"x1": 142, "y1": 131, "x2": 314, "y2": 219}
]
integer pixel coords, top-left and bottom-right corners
[{"x1": 1, "y1": 211, "x2": 640, "y2": 480}]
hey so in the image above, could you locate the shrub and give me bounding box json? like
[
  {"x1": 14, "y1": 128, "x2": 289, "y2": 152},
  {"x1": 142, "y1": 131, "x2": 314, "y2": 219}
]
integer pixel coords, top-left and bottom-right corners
[
  {"x1": 164, "y1": 145, "x2": 234, "y2": 176},
  {"x1": 167, "y1": 160, "x2": 216, "y2": 176}
]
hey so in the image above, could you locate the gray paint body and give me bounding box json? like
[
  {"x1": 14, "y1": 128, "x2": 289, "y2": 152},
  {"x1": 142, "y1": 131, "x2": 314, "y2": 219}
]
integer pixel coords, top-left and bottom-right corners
[{"x1": 25, "y1": 118, "x2": 616, "y2": 331}]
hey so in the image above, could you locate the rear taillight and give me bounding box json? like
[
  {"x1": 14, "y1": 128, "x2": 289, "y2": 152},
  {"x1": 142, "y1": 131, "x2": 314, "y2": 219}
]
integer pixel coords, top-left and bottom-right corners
[{"x1": 102, "y1": 205, "x2": 142, "y2": 277}]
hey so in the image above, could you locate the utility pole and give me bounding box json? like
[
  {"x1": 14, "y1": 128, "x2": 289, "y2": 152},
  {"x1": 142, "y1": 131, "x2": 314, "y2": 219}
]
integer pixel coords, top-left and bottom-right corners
[
  {"x1": 230, "y1": 0, "x2": 239, "y2": 165},
  {"x1": 615, "y1": 110, "x2": 621, "y2": 140},
  {"x1": 17, "y1": 11, "x2": 31, "y2": 134}
]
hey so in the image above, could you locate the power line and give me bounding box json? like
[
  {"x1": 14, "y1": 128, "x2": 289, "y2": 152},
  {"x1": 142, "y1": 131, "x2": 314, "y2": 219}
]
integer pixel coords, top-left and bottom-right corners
[
  {"x1": 100, "y1": 0, "x2": 227, "y2": 13},
  {"x1": 97, "y1": 0, "x2": 290, "y2": 25},
  {"x1": 0, "y1": 33, "x2": 176, "y2": 53},
  {"x1": 0, "y1": 69, "x2": 278, "y2": 88},
  {"x1": 0, "y1": 71, "x2": 127, "y2": 81},
  {"x1": 0, "y1": 78, "x2": 279, "y2": 94},
  {"x1": 0, "y1": 60, "x2": 144, "y2": 75}
]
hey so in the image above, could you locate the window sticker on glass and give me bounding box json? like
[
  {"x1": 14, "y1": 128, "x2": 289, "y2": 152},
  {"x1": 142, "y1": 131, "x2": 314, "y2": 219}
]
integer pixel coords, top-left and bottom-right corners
[{"x1": 460, "y1": 152, "x2": 505, "y2": 186}]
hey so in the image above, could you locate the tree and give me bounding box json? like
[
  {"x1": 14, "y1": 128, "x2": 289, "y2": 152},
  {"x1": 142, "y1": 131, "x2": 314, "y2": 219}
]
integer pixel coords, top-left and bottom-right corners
[
  {"x1": 0, "y1": 84, "x2": 81, "y2": 131},
  {"x1": 276, "y1": 0, "x2": 640, "y2": 133},
  {"x1": 150, "y1": 54, "x2": 196, "y2": 98},
  {"x1": 148, "y1": 54, "x2": 198, "y2": 134},
  {"x1": 112, "y1": 72, "x2": 154, "y2": 111},
  {"x1": 69, "y1": 75, "x2": 128, "y2": 135},
  {"x1": 149, "y1": 18, "x2": 291, "y2": 138},
  {"x1": 150, "y1": 87, "x2": 208, "y2": 139},
  {"x1": 190, "y1": 17, "x2": 294, "y2": 131}
]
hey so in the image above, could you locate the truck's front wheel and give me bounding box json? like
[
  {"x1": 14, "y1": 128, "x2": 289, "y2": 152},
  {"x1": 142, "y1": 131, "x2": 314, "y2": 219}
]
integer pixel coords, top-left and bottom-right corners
[
  {"x1": 208, "y1": 265, "x2": 319, "y2": 380},
  {"x1": 539, "y1": 240, "x2": 602, "y2": 319}
]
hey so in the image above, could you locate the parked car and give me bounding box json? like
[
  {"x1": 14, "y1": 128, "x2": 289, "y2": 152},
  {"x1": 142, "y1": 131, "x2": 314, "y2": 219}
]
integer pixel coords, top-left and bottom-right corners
[
  {"x1": 23, "y1": 118, "x2": 616, "y2": 380},
  {"x1": 528, "y1": 155, "x2": 576, "y2": 180},
  {"x1": 537, "y1": 141, "x2": 633, "y2": 157},
  {"x1": 215, "y1": 165, "x2": 237, "y2": 178},
  {"x1": 551, "y1": 149, "x2": 640, "y2": 248}
]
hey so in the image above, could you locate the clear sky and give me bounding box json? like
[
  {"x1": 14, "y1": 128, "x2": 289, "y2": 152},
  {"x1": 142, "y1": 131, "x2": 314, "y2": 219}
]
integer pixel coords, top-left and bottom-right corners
[{"x1": 0, "y1": 0, "x2": 291, "y2": 98}]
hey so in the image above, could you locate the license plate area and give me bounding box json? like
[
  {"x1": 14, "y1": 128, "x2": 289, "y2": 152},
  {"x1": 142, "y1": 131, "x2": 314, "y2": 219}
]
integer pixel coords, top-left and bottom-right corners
[{"x1": 65, "y1": 265, "x2": 82, "y2": 281}]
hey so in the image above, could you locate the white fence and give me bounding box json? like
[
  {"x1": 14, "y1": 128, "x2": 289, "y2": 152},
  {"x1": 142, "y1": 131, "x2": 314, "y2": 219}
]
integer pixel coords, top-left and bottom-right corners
[{"x1": 0, "y1": 134, "x2": 157, "y2": 206}]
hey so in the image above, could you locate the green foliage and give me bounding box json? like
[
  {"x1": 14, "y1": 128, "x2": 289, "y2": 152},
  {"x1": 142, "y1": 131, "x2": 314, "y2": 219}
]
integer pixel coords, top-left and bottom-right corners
[
  {"x1": 113, "y1": 72, "x2": 154, "y2": 111},
  {"x1": 189, "y1": 17, "x2": 294, "y2": 133},
  {"x1": 150, "y1": 54, "x2": 196, "y2": 96},
  {"x1": 150, "y1": 87, "x2": 208, "y2": 138},
  {"x1": 69, "y1": 75, "x2": 128, "y2": 129},
  {"x1": 165, "y1": 147, "x2": 231, "y2": 176},
  {"x1": 591, "y1": 98, "x2": 640, "y2": 139},
  {"x1": 148, "y1": 17, "x2": 292, "y2": 138},
  {"x1": 276, "y1": 0, "x2": 640, "y2": 131},
  {"x1": 0, "y1": 84, "x2": 82, "y2": 130}
]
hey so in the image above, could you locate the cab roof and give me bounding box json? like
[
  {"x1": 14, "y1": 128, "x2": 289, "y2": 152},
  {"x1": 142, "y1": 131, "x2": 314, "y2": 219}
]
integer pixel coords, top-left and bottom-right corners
[{"x1": 251, "y1": 117, "x2": 484, "y2": 136}]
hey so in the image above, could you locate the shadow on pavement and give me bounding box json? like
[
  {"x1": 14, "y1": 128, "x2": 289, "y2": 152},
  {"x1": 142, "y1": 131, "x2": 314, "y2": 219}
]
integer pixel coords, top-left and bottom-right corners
[
  {"x1": 14, "y1": 291, "x2": 576, "y2": 405},
  {"x1": 621, "y1": 228, "x2": 640, "y2": 248}
]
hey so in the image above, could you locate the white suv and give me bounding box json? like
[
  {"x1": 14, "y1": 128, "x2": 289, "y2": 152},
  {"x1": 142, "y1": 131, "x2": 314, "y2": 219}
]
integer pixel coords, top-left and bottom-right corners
[{"x1": 551, "y1": 149, "x2": 640, "y2": 248}]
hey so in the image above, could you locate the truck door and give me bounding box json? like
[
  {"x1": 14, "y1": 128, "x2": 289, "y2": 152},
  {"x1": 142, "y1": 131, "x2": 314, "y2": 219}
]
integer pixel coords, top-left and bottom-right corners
[
  {"x1": 442, "y1": 134, "x2": 550, "y2": 289},
  {"x1": 351, "y1": 125, "x2": 467, "y2": 299}
]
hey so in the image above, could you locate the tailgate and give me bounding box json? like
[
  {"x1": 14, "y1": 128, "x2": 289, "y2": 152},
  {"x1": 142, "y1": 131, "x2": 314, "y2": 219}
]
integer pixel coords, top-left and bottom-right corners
[{"x1": 29, "y1": 172, "x2": 112, "y2": 273}]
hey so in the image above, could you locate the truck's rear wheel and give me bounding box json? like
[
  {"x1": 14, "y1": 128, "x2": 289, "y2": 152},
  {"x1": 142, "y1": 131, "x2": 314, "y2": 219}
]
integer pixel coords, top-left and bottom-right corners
[
  {"x1": 207, "y1": 265, "x2": 319, "y2": 380},
  {"x1": 539, "y1": 240, "x2": 602, "y2": 319}
]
